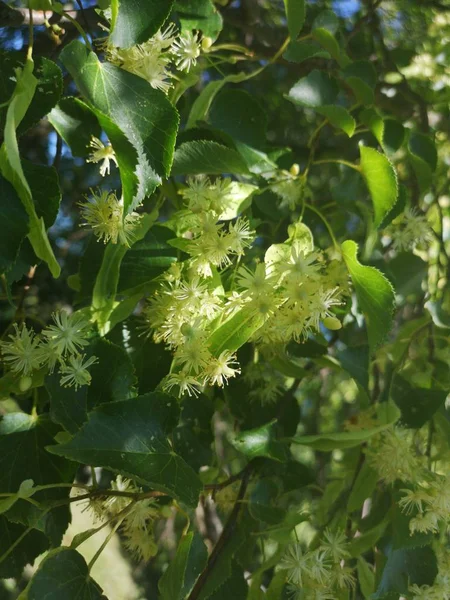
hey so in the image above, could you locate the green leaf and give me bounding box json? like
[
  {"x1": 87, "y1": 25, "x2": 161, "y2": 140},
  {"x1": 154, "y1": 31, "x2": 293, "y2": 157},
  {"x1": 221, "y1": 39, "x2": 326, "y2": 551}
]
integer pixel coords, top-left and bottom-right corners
[
  {"x1": 283, "y1": 40, "x2": 330, "y2": 63},
  {"x1": 359, "y1": 146, "x2": 398, "y2": 227},
  {"x1": 0, "y1": 52, "x2": 62, "y2": 136},
  {"x1": 382, "y1": 119, "x2": 405, "y2": 155},
  {"x1": 23, "y1": 161, "x2": 61, "y2": 229},
  {"x1": 341, "y1": 240, "x2": 396, "y2": 352},
  {"x1": 46, "y1": 372, "x2": 88, "y2": 434},
  {"x1": 47, "y1": 393, "x2": 203, "y2": 507},
  {"x1": 391, "y1": 374, "x2": 447, "y2": 428},
  {"x1": 0, "y1": 172, "x2": 29, "y2": 274},
  {"x1": 312, "y1": 9, "x2": 339, "y2": 34},
  {"x1": 347, "y1": 461, "x2": 378, "y2": 512},
  {"x1": 172, "y1": 140, "x2": 249, "y2": 175},
  {"x1": 217, "y1": 182, "x2": 257, "y2": 220},
  {"x1": 0, "y1": 516, "x2": 48, "y2": 579},
  {"x1": 349, "y1": 518, "x2": 389, "y2": 557},
  {"x1": 357, "y1": 556, "x2": 375, "y2": 599},
  {"x1": 21, "y1": 548, "x2": 103, "y2": 599},
  {"x1": 231, "y1": 420, "x2": 287, "y2": 461},
  {"x1": 283, "y1": 0, "x2": 306, "y2": 40},
  {"x1": 109, "y1": 0, "x2": 173, "y2": 48},
  {"x1": 0, "y1": 413, "x2": 74, "y2": 501},
  {"x1": 408, "y1": 132, "x2": 438, "y2": 193},
  {"x1": 60, "y1": 40, "x2": 179, "y2": 212},
  {"x1": 373, "y1": 544, "x2": 437, "y2": 599},
  {"x1": 287, "y1": 70, "x2": 339, "y2": 107},
  {"x1": 317, "y1": 105, "x2": 355, "y2": 136},
  {"x1": 291, "y1": 403, "x2": 399, "y2": 451},
  {"x1": 425, "y1": 299, "x2": 450, "y2": 329},
  {"x1": 207, "y1": 306, "x2": 265, "y2": 356},
  {"x1": 336, "y1": 345, "x2": 369, "y2": 391},
  {"x1": 209, "y1": 89, "x2": 267, "y2": 148},
  {"x1": 87, "y1": 337, "x2": 136, "y2": 407},
  {"x1": 117, "y1": 224, "x2": 179, "y2": 294},
  {"x1": 312, "y1": 28, "x2": 342, "y2": 64},
  {"x1": 48, "y1": 97, "x2": 102, "y2": 157},
  {"x1": 91, "y1": 213, "x2": 156, "y2": 334},
  {"x1": 287, "y1": 70, "x2": 355, "y2": 135},
  {"x1": 175, "y1": 0, "x2": 223, "y2": 41},
  {"x1": 159, "y1": 532, "x2": 208, "y2": 600},
  {"x1": 0, "y1": 58, "x2": 60, "y2": 277},
  {"x1": 343, "y1": 60, "x2": 377, "y2": 105}
]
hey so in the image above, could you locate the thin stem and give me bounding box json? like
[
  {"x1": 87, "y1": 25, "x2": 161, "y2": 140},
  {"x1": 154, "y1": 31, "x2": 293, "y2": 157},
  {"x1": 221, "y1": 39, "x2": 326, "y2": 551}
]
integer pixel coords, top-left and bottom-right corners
[
  {"x1": 312, "y1": 159, "x2": 360, "y2": 171},
  {"x1": 303, "y1": 203, "x2": 339, "y2": 250},
  {"x1": 61, "y1": 10, "x2": 93, "y2": 50},
  {"x1": 27, "y1": 8, "x2": 33, "y2": 60},
  {"x1": 88, "y1": 516, "x2": 125, "y2": 572}
]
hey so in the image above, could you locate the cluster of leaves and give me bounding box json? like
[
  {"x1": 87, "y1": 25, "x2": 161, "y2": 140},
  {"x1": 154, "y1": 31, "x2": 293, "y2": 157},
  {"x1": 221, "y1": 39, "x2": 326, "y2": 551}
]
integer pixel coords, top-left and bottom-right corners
[{"x1": 0, "y1": 0, "x2": 449, "y2": 599}]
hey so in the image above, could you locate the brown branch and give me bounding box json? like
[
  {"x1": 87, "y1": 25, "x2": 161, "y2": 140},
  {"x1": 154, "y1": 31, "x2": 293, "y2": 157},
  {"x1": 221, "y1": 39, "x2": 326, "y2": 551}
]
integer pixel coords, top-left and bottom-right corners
[{"x1": 187, "y1": 465, "x2": 253, "y2": 600}]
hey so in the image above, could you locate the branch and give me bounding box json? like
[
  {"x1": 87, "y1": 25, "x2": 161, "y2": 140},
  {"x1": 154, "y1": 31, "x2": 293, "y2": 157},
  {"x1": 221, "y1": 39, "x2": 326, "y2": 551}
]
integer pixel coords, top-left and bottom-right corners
[{"x1": 187, "y1": 465, "x2": 253, "y2": 600}]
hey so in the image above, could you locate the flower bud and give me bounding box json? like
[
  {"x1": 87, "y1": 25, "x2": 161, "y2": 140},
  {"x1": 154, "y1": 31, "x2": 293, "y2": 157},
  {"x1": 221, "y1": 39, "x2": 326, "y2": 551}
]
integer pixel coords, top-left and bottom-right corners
[
  {"x1": 323, "y1": 316, "x2": 342, "y2": 330},
  {"x1": 289, "y1": 163, "x2": 300, "y2": 176},
  {"x1": 19, "y1": 376, "x2": 32, "y2": 392},
  {"x1": 201, "y1": 36, "x2": 213, "y2": 51}
]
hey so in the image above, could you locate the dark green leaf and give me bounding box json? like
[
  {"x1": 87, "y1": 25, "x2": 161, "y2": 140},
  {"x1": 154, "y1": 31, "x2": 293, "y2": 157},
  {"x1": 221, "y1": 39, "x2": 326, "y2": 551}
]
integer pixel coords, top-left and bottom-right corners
[
  {"x1": 87, "y1": 337, "x2": 136, "y2": 407},
  {"x1": 357, "y1": 556, "x2": 375, "y2": 599},
  {"x1": 231, "y1": 420, "x2": 287, "y2": 461},
  {"x1": 287, "y1": 70, "x2": 339, "y2": 107},
  {"x1": 48, "y1": 97, "x2": 102, "y2": 157},
  {"x1": 408, "y1": 132, "x2": 438, "y2": 194},
  {"x1": 110, "y1": 0, "x2": 173, "y2": 48},
  {"x1": 0, "y1": 172, "x2": 29, "y2": 274},
  {"x1": 118, "y1": 224, "x2": 178, "y2": 294},
  {"x1": 283, "y1": 40, "x2": 329, "y2": 63},
  {"x1": 175, "y1": 0, "x2": 223, "y2": 41},
  {"x1": 391, "y1": 374, "x2": 447, "y2": 428},
  {"x1": 341, "y1": 240, "x2": 396, "y2": 352},
  {"x1": 22, "y1": 548, "x2": 103, "y2": 599},
  {"x1": 347, "y1": 461, "x2": 378, "y2": 512},
  {"x1": 209, "y1": 89, "x2": 267, "y2": 148},
  {"x1": 373, "y1": 544, "x2": 437, "y2": 599},
  {"x1": 60, "y1": 41, "x2": 179, "y2": 212},
  {"x1": 0, "y1": 52, "x2": 62, "y2": 136},
  {"x1": 336, "y1": 345, "x2": 369, "y2": 390},
  {"x1": 283, "y1": 0, "x2": 306, "y2": 40},
  {"x1": 343, "y1": 60, "x2": 377, "y2": 105},
  {"x1": 159, "y1": 532, "x2": 208, "y2": 600},
  {"x1": 172, "y1": 140, "x2": 249, "y2": 175},
  {"x1": 46, "y1": 372, "x2": 88, "y2": 434},
  {"x1": 383, "y1": 119, "x2": 405, "y2": 155},
  {"x1": 312, "y1": 9, "x2": 339, "y2": 34},
  {"x1": 0, "y1": 516, "x2": 48, "y2": 579},
  {"x1": 47, "y1": 393, "x2": 203, "y2": 507},
  {"x1": 23, "y1": 161, "x2": 61, "y2": 229}
]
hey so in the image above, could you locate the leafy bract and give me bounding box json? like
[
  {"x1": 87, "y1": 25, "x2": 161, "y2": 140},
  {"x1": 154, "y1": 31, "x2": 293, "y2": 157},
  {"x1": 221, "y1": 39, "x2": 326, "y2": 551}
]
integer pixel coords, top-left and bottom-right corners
[
  {"x1": 290, "y1": 402, "x2": 399, "y2": 451},
  {"x1": 109, "y1": 0, "x2": 173, "y2": 48},
  {"x1": 0, "y1": 58, "x2": 60, "y2": 277},
  {"x1": 207, "y1": 307, "x2": 266, "y2": 356},
  {"x1": 60, "y1": 40, "x2": 179, "y2": 213},
  {"x1": 47, "y1": 393, "x2": 203, "y2": 507},
  {"x1": 342, "y1": 240, "x2": 396, "y2": 352},
  {"x1": 159, "y1": 532, "x2": 208, "y2": 600},
  {"x1": 360, "y1": 146, "x2": 398, "y2": 227}
]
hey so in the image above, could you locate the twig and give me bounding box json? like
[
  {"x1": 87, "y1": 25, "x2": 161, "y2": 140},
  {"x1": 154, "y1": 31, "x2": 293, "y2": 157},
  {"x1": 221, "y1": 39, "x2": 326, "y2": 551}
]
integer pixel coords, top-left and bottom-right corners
[{"x1": 187, "y1": 466, "x2": 253, "y2": 600}]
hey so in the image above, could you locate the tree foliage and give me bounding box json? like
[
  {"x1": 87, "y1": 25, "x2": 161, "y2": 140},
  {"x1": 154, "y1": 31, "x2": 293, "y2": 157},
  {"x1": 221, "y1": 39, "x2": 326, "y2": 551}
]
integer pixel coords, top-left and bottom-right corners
[{"x1": 0, "y1": 0, "x2": 449, "y2": 599}]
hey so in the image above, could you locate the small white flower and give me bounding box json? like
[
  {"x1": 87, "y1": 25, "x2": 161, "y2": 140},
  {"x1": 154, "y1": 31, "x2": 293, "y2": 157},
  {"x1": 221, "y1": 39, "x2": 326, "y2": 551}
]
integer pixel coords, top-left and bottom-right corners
[
  {"x1": 163, "y1": 372, "x2": 203, "y2": 397},
  {"x1": 59, "y1": 354, "x2": 97, "y2": 389},
  {"x1": 0, "y1": 324, "x2": 41, "y2": 376},
  {"x1": 123, "y1": 524, "x2": 158, "y2": 561},
  {"x1": 42, "y1": 310, "x2": 90, "y2": 357},
  {"x1": 86, "y1": 136, "x2": 118, "y2": 176},
  {"x1": 320, "y1": 528, "x2": 350, "y2": 563},
  {"x1": 172, "y1": 30, "x2": 202, "y2": 72},
  {"x1": 205, "y1": 351, "x2": 240, "y2": 387}
]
